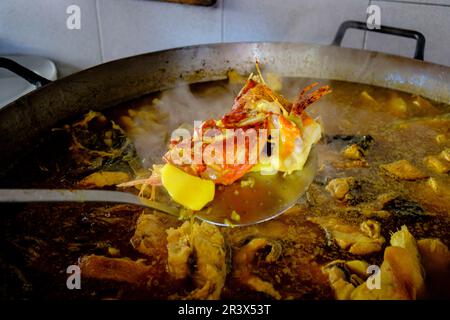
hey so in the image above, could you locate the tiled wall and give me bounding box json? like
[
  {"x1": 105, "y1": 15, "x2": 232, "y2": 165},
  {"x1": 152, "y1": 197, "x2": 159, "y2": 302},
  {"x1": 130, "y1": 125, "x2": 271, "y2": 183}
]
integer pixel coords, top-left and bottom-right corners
[
  {"x1": 1, "y1": 0, "x2": 449, "y2": 77},
  {"x1": 365, "y1": 0, "x2": 450, "y2": 66}
]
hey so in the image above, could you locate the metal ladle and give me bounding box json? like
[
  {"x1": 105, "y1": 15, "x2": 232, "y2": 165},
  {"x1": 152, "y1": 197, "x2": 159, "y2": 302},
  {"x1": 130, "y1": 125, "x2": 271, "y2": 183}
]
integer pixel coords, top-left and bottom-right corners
[{"x1": 0, "y1": 149, "x2": 317, "y2": 227}]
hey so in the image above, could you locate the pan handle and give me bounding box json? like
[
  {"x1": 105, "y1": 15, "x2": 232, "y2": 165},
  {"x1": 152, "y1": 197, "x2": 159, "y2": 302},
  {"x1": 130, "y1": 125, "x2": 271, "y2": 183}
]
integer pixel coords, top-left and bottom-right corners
[
  {"x1": 0, "y1": 57, "x2": 52, "y2": 87},
  {"x1": 332, "y1": 20, "x2": 425, "y2": 60}
]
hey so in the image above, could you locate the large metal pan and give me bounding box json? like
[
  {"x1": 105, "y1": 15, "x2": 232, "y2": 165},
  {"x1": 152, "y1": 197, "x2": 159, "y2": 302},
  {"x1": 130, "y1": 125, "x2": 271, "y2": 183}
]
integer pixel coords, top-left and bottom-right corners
[{"x1": 1, "y1": 21, "x2": 449, "y2": 177}]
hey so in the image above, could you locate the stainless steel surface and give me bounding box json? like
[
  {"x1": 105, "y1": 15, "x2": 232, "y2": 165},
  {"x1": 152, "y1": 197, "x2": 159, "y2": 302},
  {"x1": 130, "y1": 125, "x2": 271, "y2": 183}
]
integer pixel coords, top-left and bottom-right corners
[
  {"x1": 1, "y1": 42, "x2": 450, "y2": 177},
  {"x1": 196, "y1": 147, "x2": 318, "y2": 227},
  {"x1": 0, "y1": 189, "x2": 180, "y2": 217}
]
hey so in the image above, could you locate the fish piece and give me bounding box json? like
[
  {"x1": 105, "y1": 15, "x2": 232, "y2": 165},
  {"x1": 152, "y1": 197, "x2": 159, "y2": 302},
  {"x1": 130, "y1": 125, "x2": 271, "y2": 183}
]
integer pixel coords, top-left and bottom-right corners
[
  {"x1": 386, "y1": 94, "x2": 408, "y2": 117},
  {"x1": 358, "y1": 91, "x2": 379, "y2": 109},
  {"x1": 324, "y1": 226, "x2": 426, "y2": 300},
  {"x1": 380, "y1": 160, "x2": 428, "y2": 180},
  {"x1": 423, "y1": 154, "x2": 450, "y2": 174},
  {"x1": 309, "y1": 217, "x2": 385, "y2": 255},
  {"x1": 323, "y1": 260, "x2": 367, "y2": 300},
  {"x1": 233, "y1": 238, "x2": 282, "y2": 299},
  {"x1": 417, "y1": 238, "x2": 450, "y2": 297},
  {"x1": 166, "y1": 221, "x2": 227, "y2": 300},
  {"x1": 131, "y1": 213, "x2": 179, "y2": 259},
  {"x1": 387, "y1": 226, "x2": 425, "y2": 299},
  {"x1": 79, "y1": 255, "x2": 159, "y2": 287},
  {"x1": 326, "y1": 177, "x2": 357, "y2": 200},
  {"x1": 418, "y1": 238, "x2": 450, "y2": 274},
  {"x1": 224, "y1": 213, "x2": 332, "y2": 299},
  {"x1": 342, "y1": 144, "x2": 364, "y2": 160},
  {"x1": 166, "y1": 222, "x2": 192, "y2": 280},
  {"x1": 78, "y1": 171, "x2": 130, "y2": 188}
]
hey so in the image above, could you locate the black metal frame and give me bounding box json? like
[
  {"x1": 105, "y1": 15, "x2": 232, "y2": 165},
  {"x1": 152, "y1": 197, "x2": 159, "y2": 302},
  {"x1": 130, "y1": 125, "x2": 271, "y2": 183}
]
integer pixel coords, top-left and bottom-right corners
[
  {"x1": 332, "y1": 20, "x2": 426, "y2": 60},
  {"x1": 0, "y1": 57, "x2": 52, "y2": 87}
]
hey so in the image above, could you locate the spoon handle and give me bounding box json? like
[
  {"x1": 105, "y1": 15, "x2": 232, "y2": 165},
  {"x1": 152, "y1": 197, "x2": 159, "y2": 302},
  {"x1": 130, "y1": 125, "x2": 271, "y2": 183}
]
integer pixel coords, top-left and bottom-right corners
[{"x1": 0, "y1": 189, "x2": 179, "y2": 217}]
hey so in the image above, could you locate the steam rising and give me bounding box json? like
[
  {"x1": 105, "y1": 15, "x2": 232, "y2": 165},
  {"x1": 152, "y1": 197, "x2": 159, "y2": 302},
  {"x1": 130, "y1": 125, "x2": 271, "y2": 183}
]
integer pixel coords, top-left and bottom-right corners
[
  {"x1": 118, "y1": 83, "x2": 238, "y2": 167},
  {"x1": 115, "y1": 77, "x2": 335, "y2": 169}
]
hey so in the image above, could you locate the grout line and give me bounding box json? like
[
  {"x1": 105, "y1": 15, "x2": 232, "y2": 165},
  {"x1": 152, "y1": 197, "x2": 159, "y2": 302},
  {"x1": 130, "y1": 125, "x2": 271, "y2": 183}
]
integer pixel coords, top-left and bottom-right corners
[
  {"x1": 220, "y1": 0, "x2": 224, "y2": 43},
  {"x1": 362, "y1": 29, "x2": 368, "y2": 50},
  {"x1": 375, "y1": 0, "x2": 450, "y2": 7},
  {"x1": 363, "y1": 0, "x2": 371, "y2": 49},
  {"x1": 95, "y1": 0, "x2": 105, "y2": 63}
]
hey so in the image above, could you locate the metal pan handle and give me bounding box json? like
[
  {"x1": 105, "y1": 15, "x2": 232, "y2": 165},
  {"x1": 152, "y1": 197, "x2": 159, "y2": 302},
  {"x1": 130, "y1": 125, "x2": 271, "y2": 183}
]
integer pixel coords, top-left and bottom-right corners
[
  {"x1": 0, "y1": 57, "x2": 52, "y2": 87},
  {"x1": 332, "y1": 20, "x2": 426, "y2": 60}
]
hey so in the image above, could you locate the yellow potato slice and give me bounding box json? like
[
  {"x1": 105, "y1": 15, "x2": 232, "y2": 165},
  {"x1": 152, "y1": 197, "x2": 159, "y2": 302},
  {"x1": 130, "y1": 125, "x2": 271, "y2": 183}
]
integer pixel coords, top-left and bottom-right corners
[{"x1": 161, "y1": 164, "x2": 215, "y2": 211}]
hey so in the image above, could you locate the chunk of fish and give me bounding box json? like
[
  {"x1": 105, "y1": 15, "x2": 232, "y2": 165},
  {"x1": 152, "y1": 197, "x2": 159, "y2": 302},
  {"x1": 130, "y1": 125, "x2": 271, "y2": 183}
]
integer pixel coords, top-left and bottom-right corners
[
  {"x1": 309, "y1": 217, "x2": 385, "y2": 255},
  {"x1": 380, "y1": 160, "x2": 428, "y2": 180},
  {"x1": 166, "y1": 221, "x2": 227, "y2": 300}
]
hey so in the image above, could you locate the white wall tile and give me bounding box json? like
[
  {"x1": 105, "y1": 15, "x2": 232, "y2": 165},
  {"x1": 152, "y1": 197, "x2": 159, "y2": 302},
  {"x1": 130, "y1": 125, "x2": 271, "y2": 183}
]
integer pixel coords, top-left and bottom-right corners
[
  {"x1": 366, "y1": 1, "x2": 450, "y2": 66},
  {"x1": 1, "y1": 0, "x2": 449, "y2": 75},
  {"x1": 380, "y1": 0, "x2": 450, "y2": 5},
  {"x1": 97, "y1": 0, "x2": 223, "y2": 62},
  {"x1": 223, "y1": 0, "x2": 370, "y2": 49},
  {"x1": 0, "y1": 0, "x2": 102, "y2": 77}
]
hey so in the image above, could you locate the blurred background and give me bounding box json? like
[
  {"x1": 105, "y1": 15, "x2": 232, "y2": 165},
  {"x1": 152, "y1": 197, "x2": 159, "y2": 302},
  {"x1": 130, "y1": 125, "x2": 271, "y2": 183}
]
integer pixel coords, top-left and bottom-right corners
[{"x1": 0, "y1": 0, "x2": 449, "y2": 78}]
